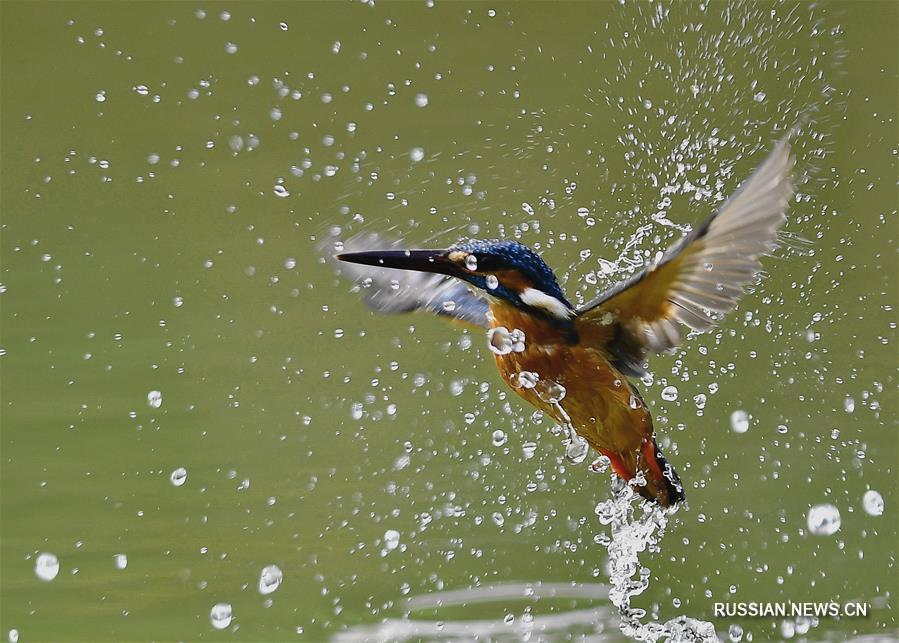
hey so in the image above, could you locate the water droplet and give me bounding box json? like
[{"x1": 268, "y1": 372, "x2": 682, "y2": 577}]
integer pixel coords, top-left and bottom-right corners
[
  {"x1": 210, "y1": 603, "x2": 233, "y2": 630},
  {"x1": 114, "y1": 553, "x2": 128, "y2": 570},
  {"x1": 414, "y1": 92, "x2": 429, "y2": 107},
  {"x1": 535, "y1": 380, "x2": 566, "y2": 404},
  {"x1": 516, "y1": 371, "x2": 539, "y2": 389},
  {"x1": 258, "y1": 564, "x2": 283, "y2": 595},
  {"x1": 491, "y1": 430, "x2": 507, "y2": 447},
  {"x1": 170, "y1": 467, "x2": 187, "y2": 487},
  {"x1": 565, "y1": 436, "x2": 589, "y2": 464},
  {"x1": 807, "y1": 504, "x2": 841, "y2": 535},
  {"x1": 753, "y1": 91, "x2": 767, "y2": 102},
  {"x1": 384, "y1": 529, "x2": 400, "y2": 552},
  {"x1": 147, "y1": 390, "x2": 162, "y2": 409},
  {"x1": 224, "y1": 42, "x2": 238, "y2": 54},
  {"x1": 862, "y1": 490, "x2": 884, "y2": 516},
  {"x1": 35, "y1": 553, "x2": 59, "y2": 581},
  {"x1": 410, "y1": 147, "x2": 425, "y2": 162},
  {"x1": 95, "y1": 90, "x2": 107, "y2": 103},
  {"x1": 693, "y1": 393, "x2": 707, "y2": 410},
  {"x1": 8, "y1": 629, "x2": 19, "y2": 643},
  {"x1": 279, "y1": 22, "x2": 288, "y2": 31},
  {"x1": 844, "y1": 396, "x2": 855, "y2": 413},
  {"x1": 730, "y1": 409, "x2": 750, "y2": 433},
  {"x1": 509, "y1": 328, "x2": 526, "y2": 352},
  {"x1": 173, "y1": 296, "x2": 184, "y2": 308},
  {"x1": 465, "y1": 254, "x2": 478, "y2": 271},
  {"x1": 728, "y1": 623, "x2": 744, "y2": 642},
  {"x1": 522, "y1": 441, "x2": 537, "y2": 459},
  {"x1": 487, "y1": 327, "x2": 513, "y2": 355},
  {"x1": 661, "y1": 385, "x2": 678, "y2": 401}
]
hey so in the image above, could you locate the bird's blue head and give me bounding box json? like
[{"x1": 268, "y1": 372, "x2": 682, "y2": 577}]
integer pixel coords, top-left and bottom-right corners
[{"x1": 337, "y1": 238, "x2": 574, "y2": 321}]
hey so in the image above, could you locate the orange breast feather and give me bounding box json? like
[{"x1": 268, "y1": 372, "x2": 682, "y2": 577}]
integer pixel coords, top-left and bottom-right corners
[{"x1": 488, "y1": 303, "x2": 653, "y2": 455}]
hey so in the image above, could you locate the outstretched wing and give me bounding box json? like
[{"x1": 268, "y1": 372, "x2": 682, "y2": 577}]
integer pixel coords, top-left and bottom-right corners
[
  {"x1": 577, "y1": 138, "x2": 795, "y2": 376},
  {"x1": 323, "y1": 232, "x2": 490, "y2": 329}
]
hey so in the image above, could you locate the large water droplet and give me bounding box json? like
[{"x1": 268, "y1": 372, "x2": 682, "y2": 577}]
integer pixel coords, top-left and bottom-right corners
[
  {"x1": 147, "y1": 390, "x2": 163, "y2": 408},
  {"x1": 730, "y1": 409, "x2": 750, "y2": 433},
  {"x1": 414, "y1": 92, "x2": 429, "y2": 107},
  {"x1": 35, "y1": 553, "x2": 59, "y2": 581},
  {"x1": 465, "y1": 254, "x2": 478, "y2": 271},
  {"x1": 410, "y1": 147, "x2": 425, "y2": 162},
  {"x1": 807, "y1": 503, "x2": 841, "y2": 535},
  {"x1": 516, "y1": 371, "x2": 539, "y2": 389},
  {"x1": 522, "y1": 441, "x2": 537, "y2": 459},
  {"x1": 862, "y1": 489, "x2": 884, "y2": 516},
  {"x1": 491, "y1": 430, "x2": 507, "y2": 447},
  {"x1": 486, "y1": 275, "x2": 499, "y2": 289},
  {"x1": 536, "y1": 380, "x2": 566, "y2": 403},
  {"x1": 170, "y1": 467, "x2": 187, "y2": 487},
  {"x1": 509, "y1": 328, "x2": 526, "y2": 352},
  {"x1": 487, "y1": 327, "x2": 512, "y2": 355},
  {"x1": 258, "y1": 564, "x2": 283, "y2": 595},
  {"x1": 114, "y1": 553, "x2": 128, "y2": 570},
  {"x1": 273, "y1": 185, "x2": 290, "y2": 198},
  {"x1": 383, "y1": 529, "x2": 400, "y2": 552},
  {"x1": 565, "y1": 436, "x2": 589, "y2": 464},
  {"x1": 210, "y1": 603, "x2": 233, "y2": 629},
  {"x1": 661, "y1": 385, "x2": 678, "y2": 401}
]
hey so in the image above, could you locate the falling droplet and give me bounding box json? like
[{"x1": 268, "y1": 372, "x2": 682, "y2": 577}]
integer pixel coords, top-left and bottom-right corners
[
  {"x1": 258, "y1": 564, "x2": 283, "y2": 595},
  {"x1": 487, "y1": 327, "x2": 513, "y2": 355},
  {"x1": 509, "y1": 328, "x2": 526, "y2": 352},
  {"x1": 384, "y1": 529, "x2": 400, "y2": 552},
  {"x1": 147, "y1": 390, "x2": 163, "y2": 409},
  {"x1": 35, "y1": 553, "x2": 59, "y2": 581},
  {"x1": 516, "y1": 371, "x2": 539, "y2": 389},
  {"x1": 170, "y1": 467, "x2": 187, "y2": 487},
  {"x1": 862, "y1": 490, "x2": 884, "y2": 516},
  {"x1": 565, "y1": 436, "x2": 589, "y2": 464},
  {"x1": 210, "y1": 603, "x2": 233, "y2": 630},
  {"x1": 522, "y1": 441, "x2": 537, "y2": 459},
  {"x1": 807, "y1": 504, "x2": 841, "y2": 535},
  {"x1": 730, "y1": 409, "x2": 750, "y2": 433}
]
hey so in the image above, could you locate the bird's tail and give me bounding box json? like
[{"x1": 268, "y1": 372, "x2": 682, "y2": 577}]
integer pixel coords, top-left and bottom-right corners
[{"x1": 604, "y1": 437, "x2": 686, "y2": 507}]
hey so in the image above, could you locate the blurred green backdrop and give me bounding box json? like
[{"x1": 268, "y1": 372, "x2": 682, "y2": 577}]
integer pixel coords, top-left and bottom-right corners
[{"x1": 1, "y1": 1, "x2": 896, "y2": 641}]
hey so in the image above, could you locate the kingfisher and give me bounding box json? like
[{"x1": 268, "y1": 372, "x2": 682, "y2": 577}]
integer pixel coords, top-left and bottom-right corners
[{"x1": 332, "y1": 139, "x2": 794, "y2": 507}]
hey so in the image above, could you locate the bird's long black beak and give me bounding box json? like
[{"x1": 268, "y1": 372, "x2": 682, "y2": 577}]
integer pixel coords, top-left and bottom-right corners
[{"x1": 336, "y1": 248, "x2": 464, "y2": 278}]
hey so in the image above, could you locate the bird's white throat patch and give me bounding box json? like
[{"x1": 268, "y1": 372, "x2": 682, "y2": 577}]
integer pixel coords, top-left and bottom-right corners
[{"x1": 519, "y1": 287, "x2": 573, "y2": 319}]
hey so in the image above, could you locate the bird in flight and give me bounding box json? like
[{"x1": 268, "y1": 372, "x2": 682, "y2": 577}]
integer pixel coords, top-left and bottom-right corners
[{"x1": 332, "y1": 139, "x2": 794, "y2": 507}]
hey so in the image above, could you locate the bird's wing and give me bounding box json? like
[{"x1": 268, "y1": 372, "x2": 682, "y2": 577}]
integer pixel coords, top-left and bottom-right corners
[
  {"x1": 576, "y1": 138, "x2": 794, "y2": 376},
  {"x1": 323, "y1": 232, "x2": 490, "y2": 329}
]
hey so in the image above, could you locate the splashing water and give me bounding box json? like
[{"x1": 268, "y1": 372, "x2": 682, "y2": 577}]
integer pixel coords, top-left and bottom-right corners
[{"x1": 596, "y1": 483, "x2": 717, "y2": 642}]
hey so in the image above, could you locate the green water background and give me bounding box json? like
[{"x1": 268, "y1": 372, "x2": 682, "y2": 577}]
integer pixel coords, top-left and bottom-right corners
[{"x1": 1, "y1": 1, "x2": 896, "y2": 641}]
